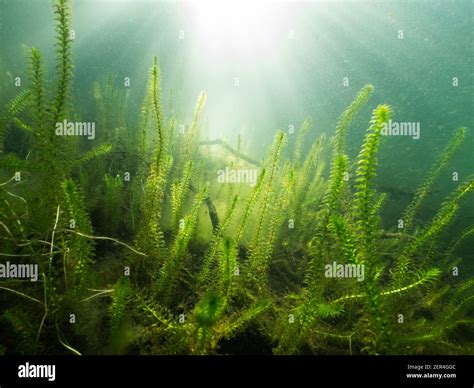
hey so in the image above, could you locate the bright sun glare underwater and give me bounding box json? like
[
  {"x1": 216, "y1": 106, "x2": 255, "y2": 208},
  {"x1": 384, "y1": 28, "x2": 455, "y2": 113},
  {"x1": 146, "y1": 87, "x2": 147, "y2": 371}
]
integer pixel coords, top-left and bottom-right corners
[{"x1": 185, "y1": 0, "x2": 296, "y2": 60}]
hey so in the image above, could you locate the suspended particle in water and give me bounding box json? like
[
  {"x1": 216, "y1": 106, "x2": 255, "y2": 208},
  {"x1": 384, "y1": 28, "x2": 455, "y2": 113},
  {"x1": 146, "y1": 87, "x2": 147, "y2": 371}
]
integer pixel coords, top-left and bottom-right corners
[
  {"x1": 124, "y1": 77, "x2": 130, "y2": 87},
  {"x1": 14, "y1": 171, "x2": 21, "y2": 181},
  {"x1": 397, "y1": 314, "x2": 404, "y2": 324},
  {"x1": 397, "y1": 29, "x2": 404, "y2": 39},
  {"x1": 69, "y1": 219, "x2": 76, "y2": 229},
  {"x1": 398, "y1": 219, "x2": 404, "y2": 229},
  {"x1": 69, "y1": 314, "x2": 76, "y2": 324},
  {"x1": 452, "y1": 171, "x2": 458, "y2": 182},
  {"x1": 179, "y1": 219, "x2": 185, "y2": 229},
  {"x1": 234, "y1": 77, "x2": 240, "y2": 87},
  {"x1": 288, "y1": 219, "x2": 294, "y2": 229},
  {"x1": 69, "y1": 29, "x2": 75, "y2": 40},
  {"x1": 124, "y1": 172, "x2": 130, "y2": 182},
  {"x1": 15, "y1": 76, "x2": 21, "y2": 87},
  {"x1": 288, "y1": 124, "x2": 294, "y2": 135},
  {"x1": 234, "y1": 266, "x2": 240, "y2": 276},
  {"x1": 343, "y1": 172, "x2": 349, "y2": 182},
  {"x1": 452, "y1": 77, "x2": 458, "y2": 87},
  {"x1": 179, "y1": 314, "x2": 186, "y2": 324},
  {"x1": 343, "y1": 77, "x2": 349, "y2": 87},
  {"x1": 124, "y1": 267, "x2": 130, "y2": 276},
  {"x1": 452, "y1": 267, "x2": 458, "y2": 276},
  {"x1": 179, "y1": 29, "x2": 185, "y2": 40}
]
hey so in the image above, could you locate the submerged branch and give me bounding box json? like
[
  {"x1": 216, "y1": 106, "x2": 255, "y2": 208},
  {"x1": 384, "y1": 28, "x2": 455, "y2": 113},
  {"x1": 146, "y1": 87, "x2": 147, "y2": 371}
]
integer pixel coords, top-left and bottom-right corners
[
  {"x1": 199, "y1": 139, "x2": 261, "y2": 166},
  {"x1": 189, "y1": 183, "x2": 220, "y2": 231}
]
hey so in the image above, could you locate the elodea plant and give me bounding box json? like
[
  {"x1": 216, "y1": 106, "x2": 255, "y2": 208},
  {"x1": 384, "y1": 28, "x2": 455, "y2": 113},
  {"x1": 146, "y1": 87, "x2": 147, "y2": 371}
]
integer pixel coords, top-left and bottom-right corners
[{"x1": 0, "y1": 0, "x2": 472, "y2": 355}]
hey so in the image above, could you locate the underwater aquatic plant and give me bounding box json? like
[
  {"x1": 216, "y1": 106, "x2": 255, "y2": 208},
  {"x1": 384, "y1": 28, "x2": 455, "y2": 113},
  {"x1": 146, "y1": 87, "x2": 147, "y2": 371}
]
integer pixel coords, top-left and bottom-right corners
[
  {"x1": 273, "y1": 94, "x2": 473, "y2": 356},
  {"x1": 0, "y1": 0, "x2": 472, "y2": 357}
]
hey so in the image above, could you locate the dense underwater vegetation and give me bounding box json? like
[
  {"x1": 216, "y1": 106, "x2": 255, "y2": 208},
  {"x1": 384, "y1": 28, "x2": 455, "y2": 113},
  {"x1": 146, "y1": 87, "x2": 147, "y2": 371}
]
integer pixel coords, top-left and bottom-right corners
[{"x1": 0, "y1": 0, "x2": 473, "y2": 355}]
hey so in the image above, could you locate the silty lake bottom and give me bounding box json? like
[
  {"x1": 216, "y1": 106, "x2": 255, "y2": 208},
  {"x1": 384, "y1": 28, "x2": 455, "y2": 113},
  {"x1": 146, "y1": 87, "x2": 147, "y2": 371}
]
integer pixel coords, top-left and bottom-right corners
[{"x1": 0, "y1": 0, "x2": 473, "y2": 355}]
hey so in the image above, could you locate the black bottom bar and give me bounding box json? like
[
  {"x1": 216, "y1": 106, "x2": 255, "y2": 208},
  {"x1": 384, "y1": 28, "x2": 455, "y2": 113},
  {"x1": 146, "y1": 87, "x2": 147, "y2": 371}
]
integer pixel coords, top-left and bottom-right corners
[{"x1": 0, "y1": 355, "x2": 472, "y2": 387}]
